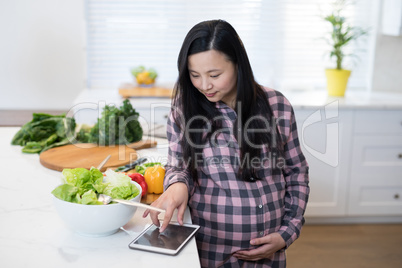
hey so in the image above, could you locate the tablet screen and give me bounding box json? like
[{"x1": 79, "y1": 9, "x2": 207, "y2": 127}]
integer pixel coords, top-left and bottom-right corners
[{"x1": 129, "y1": 223, "x2": 200, "y2": 255}]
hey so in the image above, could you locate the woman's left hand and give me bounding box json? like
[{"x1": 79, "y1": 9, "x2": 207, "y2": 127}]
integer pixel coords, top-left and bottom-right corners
[{"x1": 233, "y1": 233, "x2": 286, "y2": 261}]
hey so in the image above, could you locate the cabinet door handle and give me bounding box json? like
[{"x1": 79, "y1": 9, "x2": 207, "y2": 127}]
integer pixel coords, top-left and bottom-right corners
[
  {"x1": 394, "y1": 194, "x2": 400, "y2": 200},
  {"x1": 399, "y1": 154, "x2": 402, "y2": 159}
]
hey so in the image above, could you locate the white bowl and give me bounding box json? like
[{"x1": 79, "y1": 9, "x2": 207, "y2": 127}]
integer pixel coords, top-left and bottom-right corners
[{"x1": 53, "y1": 181, "x2": 142, "y2": 237}]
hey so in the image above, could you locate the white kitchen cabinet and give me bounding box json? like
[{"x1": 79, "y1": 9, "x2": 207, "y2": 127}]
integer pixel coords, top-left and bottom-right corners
[
  {"x1": 348, "y1": 110, "x2": 402, "y2": 216},
  {"x1": 294, "y1": 105, "x2": 353, "y2": 217},
  {"x1": 132, "y1": 99, "x2": 171, "y2": 128},
  {"x1": 295, "y1": 108, "x2": 402, "y2": 220}
]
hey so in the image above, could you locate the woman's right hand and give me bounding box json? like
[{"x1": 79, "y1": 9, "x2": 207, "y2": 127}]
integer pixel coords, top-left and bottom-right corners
[{"x1": 142, "y1": 182, "x2": 188, "y2": 232}]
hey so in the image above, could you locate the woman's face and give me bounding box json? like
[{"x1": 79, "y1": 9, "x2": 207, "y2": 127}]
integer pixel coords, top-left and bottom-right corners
[{"x1": 188, "y1": 49, "x2": 237, "y2": 109}]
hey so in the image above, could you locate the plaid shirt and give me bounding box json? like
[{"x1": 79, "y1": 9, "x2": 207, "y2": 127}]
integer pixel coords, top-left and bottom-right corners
[{"x1": 164, "y1": 88, "x2": 309, "y2": 268}]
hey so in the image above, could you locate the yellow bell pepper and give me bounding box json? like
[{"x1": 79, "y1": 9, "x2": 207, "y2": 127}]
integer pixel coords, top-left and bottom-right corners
[
  {"x1": 143, "y1": 165, "x2": 165, "y2": 194},
  {"x1": 136, "y1": 71, "x2": 155, "y2": 85}
]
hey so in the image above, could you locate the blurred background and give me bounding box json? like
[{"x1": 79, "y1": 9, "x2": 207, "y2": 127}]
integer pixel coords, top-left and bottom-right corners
[{"x1": 0, "y1": 1, "x2": 401, "y2": 267}]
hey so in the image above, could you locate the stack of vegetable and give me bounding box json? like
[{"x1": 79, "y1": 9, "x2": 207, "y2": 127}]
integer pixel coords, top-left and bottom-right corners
[
  {"x1": 125, "y1": 162, "x2": 165, "y2": 195},
  {"x1": 11, "y1": 99, "x2": 143, "y2": 153},
  {"x1": 52, "y1": 162, "x2": 166, "y2": 204},
  {"x1": 131, "y1": 66, "x2": 158, "y2": 86}
]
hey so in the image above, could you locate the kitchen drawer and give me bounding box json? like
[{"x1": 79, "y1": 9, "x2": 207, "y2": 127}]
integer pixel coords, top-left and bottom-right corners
[
  {"x1": 362, "y1": 146, "x2": 402, "y2": 164},
  {"x1": 350, "y1": 135, "x2": 402, "y2": 178},
  {"x1": 348, "y1": 185, "x2": 402, "y2": 216},
  {"x1": 349, "y1": 133, "x2": 402, "y2": 216},
  {"x1": 359, "y1": 186, "x2": 402, "y2": 203},
  {"x1": 354, "y1": 110, "x2": 402, "y2": 134}
]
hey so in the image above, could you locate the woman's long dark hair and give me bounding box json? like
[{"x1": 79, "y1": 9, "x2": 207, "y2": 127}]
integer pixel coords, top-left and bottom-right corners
[{"x1": 173, "y1": 19, "x2": 283, "y2": 182}]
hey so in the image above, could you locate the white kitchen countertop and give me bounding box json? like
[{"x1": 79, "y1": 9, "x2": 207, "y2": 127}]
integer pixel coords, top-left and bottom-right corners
[
  {"x1": 72, "y1": 88, "x2": 402, "y2": 110},
  {"x1": 285, "y1": 90, "x2": 402, "y2": 110},
  {"x1": 0, "y1": 127, "x2": 200, "y2": 268}
]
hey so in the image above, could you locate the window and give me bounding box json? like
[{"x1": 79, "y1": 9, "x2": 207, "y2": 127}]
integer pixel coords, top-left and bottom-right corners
[{"x1": 85, "y1": 0, "x2": 377, "y2": 91}]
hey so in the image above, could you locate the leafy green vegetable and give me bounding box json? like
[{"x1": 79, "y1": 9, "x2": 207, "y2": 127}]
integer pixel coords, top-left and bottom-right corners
[
  {"x1": 134, "y1": 162, "x2": 162, "y2": 175},
  {"x1": 77, "y1": 99, "x2": 143, "y2": 145},
  {"x1": 103, "y1": 169, "x2": 140, "y2": 200},
  {"x1": 81, "y1": 190, "x2": 99, "y2": 205},
  {"x1": 62, "y1": 167, "x2": 103, "y2": 191},
  {"x1": 51, "y1": 167, "x2": 140, "y2": 205},
  {"x1": 131, "y1": 65, "x2": 146, "y2": 77},
  {"x1": 51, "y1": 184, "x2": 80, "y2": 203},
  {"x1": 11, "y1": 113, "x2": 76, "y2": 153},
  {"x1": 12, "y1": 100, "x2": 143, "y2": 153}
]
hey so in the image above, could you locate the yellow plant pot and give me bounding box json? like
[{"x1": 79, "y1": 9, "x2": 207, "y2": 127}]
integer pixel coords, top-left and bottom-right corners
[{"x1": 325, "y1": 69, "x2": 351, "y2": 97}]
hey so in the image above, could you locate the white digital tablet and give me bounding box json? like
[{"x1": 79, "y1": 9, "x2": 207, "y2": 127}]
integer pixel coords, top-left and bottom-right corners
[{"x1": 128, "y1": 223, "x2": 200, "y2": 255}]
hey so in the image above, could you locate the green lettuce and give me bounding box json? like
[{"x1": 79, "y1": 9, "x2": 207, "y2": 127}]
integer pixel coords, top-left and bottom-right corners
[
  {"x1": 62, "y1": 167, "x2": 103, "y2": 192},
  {"x1": 103, "y1": 169, "x2": 140, "y2": 200},
  {"x1": 81, "y1": 190, "x2": 99, "y2": 205},
  {"x1": 51, "y1": 184, "x2": 80, "y2": 203},
  {"x1": 51, "y1": 167, "x2": 139, "y2": 205}
]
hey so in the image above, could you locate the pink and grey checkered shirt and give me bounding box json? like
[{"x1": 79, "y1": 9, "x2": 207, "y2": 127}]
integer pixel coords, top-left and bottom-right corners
[{"x1": 164, "y1": 87, "x2": 309, "y2": 267}]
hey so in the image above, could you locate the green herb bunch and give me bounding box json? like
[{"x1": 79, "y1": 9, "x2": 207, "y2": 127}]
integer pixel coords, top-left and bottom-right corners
[{"x1": 77, "y1": 99, "x2": 143, "y2": 145}]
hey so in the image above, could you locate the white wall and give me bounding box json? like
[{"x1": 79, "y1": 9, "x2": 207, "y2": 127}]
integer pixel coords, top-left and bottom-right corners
[
  {"x1": 0, "y1": 0, "x2": 85, "y2": 110},
  {"x1": 372, "y1": 0, "x2": 402, "y2": 92},
  {"x1": 372, "y1": 35, "x2": 402, "y2": 92}
]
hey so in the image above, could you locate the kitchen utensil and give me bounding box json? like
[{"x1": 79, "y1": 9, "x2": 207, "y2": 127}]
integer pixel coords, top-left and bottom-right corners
[
  {"x1": 98, "y1": 194, "x2": 165, "y2": 213},
  {"x1": 115, "y1": 157, "x2": 147, "y2": 172},
  {"x1": 97, "y1": 155, "x2": 111, "y2": 170}
]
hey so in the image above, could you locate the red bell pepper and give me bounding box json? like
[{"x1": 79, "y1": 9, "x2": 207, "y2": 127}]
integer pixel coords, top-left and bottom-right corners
[{"x1": 127, "y1": 173, "x2": 148, "y2": 196}]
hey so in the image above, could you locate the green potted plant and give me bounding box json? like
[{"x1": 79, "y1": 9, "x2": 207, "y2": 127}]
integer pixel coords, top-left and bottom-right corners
[{"x1": 323, "y1": 0, "x2": 368, "y2": 96}]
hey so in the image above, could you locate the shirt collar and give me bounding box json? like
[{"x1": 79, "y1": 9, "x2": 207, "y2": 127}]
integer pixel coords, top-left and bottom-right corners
[{"x1": 215, "y1": 101, "x2": 237, "y2": 120}]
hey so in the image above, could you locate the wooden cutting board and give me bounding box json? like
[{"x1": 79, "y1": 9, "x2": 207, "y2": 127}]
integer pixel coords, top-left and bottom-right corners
[
  {"x1": 39, "y1": 140, "x2": 157, "y2": 172},
  {"x1": 142, "y1": 193, "x2": 162, "y2": 205},
  {"x1": 118, "y1": 84, "x2": 172, "y2": 98}
]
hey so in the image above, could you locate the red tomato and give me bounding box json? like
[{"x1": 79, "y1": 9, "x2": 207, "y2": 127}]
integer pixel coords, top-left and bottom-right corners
[{"x1": 127, "y1": 173, "x2": 147, "y2": 196}]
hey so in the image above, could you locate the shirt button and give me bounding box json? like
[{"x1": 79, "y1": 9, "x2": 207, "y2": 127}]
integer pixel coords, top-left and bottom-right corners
[
  {"x1": 250, "y1": 177, "x2": 255, "y2": 181},
  {"x1": 259, "y1": 231, "x2": 264, "y2": 236},
  {"x1": 258, "y1": 204, "x2": 263, "y2": 209}
]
